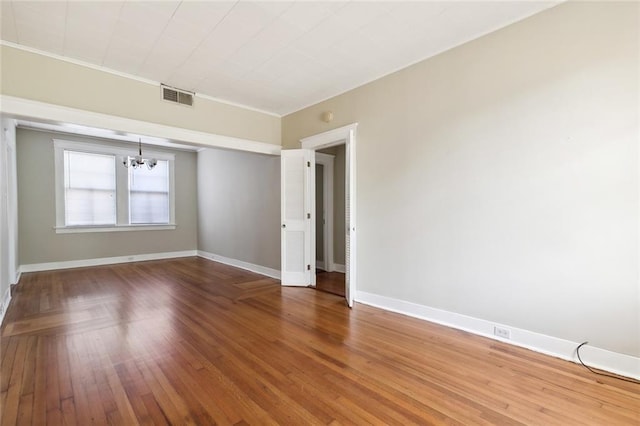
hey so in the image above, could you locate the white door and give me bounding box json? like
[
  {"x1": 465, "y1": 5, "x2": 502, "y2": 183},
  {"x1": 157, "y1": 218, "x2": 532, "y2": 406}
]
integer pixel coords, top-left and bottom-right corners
[
  {"x1": 300, "y1": 123, "x2": 358, "y2": 308},
  {"x1": 281, "y1": 149, "x2": 314, "y2": 286},
  {"x1": 345, "y1": 129, "x2": 356, "y2": 307}
]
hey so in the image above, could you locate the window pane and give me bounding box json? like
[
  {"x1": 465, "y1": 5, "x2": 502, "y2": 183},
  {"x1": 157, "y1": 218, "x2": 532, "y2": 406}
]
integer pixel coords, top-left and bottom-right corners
[
  {"x1": 64, "y1": 151, "x2": 116, "y2": 226},
  {"x1": 129, "y1": 160, "x2": 169, "y2": 224}
]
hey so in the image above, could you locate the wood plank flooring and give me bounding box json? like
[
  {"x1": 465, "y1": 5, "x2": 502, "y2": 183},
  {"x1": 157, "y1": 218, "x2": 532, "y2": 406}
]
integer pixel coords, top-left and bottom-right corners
[
  {"x1": 315, "y1": 271, "x2": 345, "y2": 297},
  {"x1": 1, "y1": 257, "x2": 638, "y2": 425}
]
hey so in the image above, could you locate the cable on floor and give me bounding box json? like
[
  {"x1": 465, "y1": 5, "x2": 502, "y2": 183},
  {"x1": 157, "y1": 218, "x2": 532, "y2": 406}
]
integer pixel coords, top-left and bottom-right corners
[{"x1": 576, "y1": 342, "x2": 639, "y2": 385}]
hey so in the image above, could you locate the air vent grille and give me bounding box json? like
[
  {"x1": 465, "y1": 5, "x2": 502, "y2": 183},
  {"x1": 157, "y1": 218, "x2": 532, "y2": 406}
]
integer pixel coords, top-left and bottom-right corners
[{"x1": 161, "y1": 85, "x2": 194, "y2": 107}]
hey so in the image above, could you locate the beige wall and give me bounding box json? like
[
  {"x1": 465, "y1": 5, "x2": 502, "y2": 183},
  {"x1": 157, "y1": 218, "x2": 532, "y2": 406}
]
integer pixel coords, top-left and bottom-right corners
[
  {"x1": 283, "y1": 2, "x2": 639, "y2": 357},
  {"x1": 17, "y1": 128, "x2": 198, "y2": 264},
  {"x1": 197, "y1": 148, "x2": 280, "y2": 270},
  {"x1": 1, "y1": 45, "x2": 281, "y2": 146}
]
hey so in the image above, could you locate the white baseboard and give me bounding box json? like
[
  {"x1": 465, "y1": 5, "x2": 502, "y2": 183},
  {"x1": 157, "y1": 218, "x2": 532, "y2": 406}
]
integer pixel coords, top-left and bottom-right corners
[
  {"x1": 356, "y1": 291, "x2": 639, "y2": 380},
  {"x1": 0, "y1": 286, "x2": 12, "y2": 325},
  {"x1": 197, "y1": 250, "x2": 281, "y2": 280},
  {"x1": 19, "y1": 250, "x2": 198, "y2": 273},
  {"x1": 332, "y1": 263, "x2": 346, "y2": 273}
]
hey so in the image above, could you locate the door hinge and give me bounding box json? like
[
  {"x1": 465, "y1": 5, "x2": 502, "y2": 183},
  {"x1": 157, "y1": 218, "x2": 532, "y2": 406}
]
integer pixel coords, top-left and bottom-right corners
[
  {"x1": 307, "y1": 264, "x2": 311, "y2": 270},
  {"x1": 307, "y1": 213, "x2": 311, "y2": 219},
  {"x1": 307, "y1": 161, "x2": 310, "y2": 167}
]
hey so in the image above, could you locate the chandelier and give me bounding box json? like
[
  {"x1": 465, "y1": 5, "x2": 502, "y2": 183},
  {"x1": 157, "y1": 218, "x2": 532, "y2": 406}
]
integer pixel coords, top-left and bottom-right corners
[{"x1": 122, "y1": 138, "x2": 157, "y2": 170}]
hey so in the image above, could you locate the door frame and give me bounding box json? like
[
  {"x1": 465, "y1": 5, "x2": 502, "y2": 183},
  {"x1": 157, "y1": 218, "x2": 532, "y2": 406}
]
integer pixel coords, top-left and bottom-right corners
[
  {"x1": 314, "y1": 153, "x2": 334, "y2": 273},
  {"x1": 300, "y1": 123, "x2": 358, "y2": 307}
]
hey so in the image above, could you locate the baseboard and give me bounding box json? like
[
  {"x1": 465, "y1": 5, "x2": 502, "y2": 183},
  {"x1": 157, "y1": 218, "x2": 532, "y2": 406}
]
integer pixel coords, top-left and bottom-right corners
[
  {"x1": 19, "y1": 250, "x2": 198, "y2": 273},
  {"x1": 356, "y1": 291, "x2": 639, "y2": 380},
  {"x1": 197, "y1": 250, "x2": 281, "y2": 280},
  {"x1": 332, "y1": 263, "x2": 346, "y2": 273},
  {"x1": 0, "y1": 286, "x2": 11, "y2": 325},
  {"x1": 316, "y1": 260, "x2": 326, "y2": 271}
]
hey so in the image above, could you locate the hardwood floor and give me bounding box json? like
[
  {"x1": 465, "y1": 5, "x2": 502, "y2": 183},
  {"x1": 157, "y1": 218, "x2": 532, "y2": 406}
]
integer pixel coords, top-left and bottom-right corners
[
  {"x1": 315, "y1": 271, "x2": 345, "y2": 297},
  {"x1": 1, "y1": 257, "x2": 638, "y2": 425}
]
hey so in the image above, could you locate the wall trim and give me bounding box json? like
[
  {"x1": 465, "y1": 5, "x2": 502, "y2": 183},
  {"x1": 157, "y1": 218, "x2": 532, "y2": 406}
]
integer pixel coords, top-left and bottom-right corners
[
  {"x1": 356, "y1": 291, "x2": 639, "y2": 380},
  {"x1": 20, "y1": 250, "x2": 197, "y2": 273},
  {"x1": 0, "y1": 286, "x2": 11, "y2": 325},
  {"x1": 300, "y1": 123, "x2": 358, "y2": 150},
  {"x1": 300, "y1": 123, "x2": 357, "y2": 307},
  {"x1": 0, "y1": 95, "x2": 281, "y2": 155},
  {"x1": 197, "y1": 250, "x2": 281, "y2": 280},
  {"x1": 333, "y1": 263, "x2": 346, "y2": 273}
]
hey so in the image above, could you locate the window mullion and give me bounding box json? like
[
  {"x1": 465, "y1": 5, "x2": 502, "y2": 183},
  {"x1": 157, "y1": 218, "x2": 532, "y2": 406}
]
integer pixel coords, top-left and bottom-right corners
[{"x1": 116, "y1": 159, "x2": 130, "y2": 226}]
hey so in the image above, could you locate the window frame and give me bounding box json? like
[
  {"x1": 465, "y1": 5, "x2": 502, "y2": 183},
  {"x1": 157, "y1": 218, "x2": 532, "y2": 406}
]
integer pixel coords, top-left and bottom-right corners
[{"x1": 54, "y1": 139, "x2": 176, "y2": 233}]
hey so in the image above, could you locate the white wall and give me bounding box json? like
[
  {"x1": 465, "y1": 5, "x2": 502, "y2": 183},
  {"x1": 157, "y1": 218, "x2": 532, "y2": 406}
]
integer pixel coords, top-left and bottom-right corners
[
  {"x1": 283, "y1": 2, "x2": 639, "y2": 358},
  {"x1": 197, "y1": 148, "x2": 281, "y2": 271}
]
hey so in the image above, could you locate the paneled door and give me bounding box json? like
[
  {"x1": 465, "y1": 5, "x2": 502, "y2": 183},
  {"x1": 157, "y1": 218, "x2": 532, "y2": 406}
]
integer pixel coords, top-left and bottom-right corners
[{"x1": 280, "y1": 149, "x2": 314, "y2": 286}]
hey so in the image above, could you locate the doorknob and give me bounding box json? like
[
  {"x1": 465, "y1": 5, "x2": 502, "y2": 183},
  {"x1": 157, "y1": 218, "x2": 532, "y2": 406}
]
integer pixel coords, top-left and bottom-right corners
[{"x1": 282, "y1": 224, "x2": 286, "y2": 228}]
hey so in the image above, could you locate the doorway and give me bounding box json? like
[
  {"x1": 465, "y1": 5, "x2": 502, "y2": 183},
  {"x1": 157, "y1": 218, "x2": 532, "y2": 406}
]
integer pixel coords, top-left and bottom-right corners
[
  {"x1": 315, "y1": 147, "x2": 346, "y2": 297},
  {"x1": 281, "y1": 123, "x2": 357, "y2": 307}
]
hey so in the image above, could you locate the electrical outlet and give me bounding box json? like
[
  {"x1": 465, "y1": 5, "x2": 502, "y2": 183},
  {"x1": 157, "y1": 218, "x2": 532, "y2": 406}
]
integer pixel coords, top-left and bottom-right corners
[{"x1": 494, "y1": 326, "x2": 511, "y2": 339}]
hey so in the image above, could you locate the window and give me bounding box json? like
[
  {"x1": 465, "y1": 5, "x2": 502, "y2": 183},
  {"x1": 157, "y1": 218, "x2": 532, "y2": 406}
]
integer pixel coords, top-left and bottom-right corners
[
  {"x1": 129, "y1": 159, "x2": 169, "y2": 224},
  {"x1": 64, "y1": 151, "x2": 116, "y2": 226},
  {"x1": 54, "y1": 139, "x2": 175, "y2": 233}
]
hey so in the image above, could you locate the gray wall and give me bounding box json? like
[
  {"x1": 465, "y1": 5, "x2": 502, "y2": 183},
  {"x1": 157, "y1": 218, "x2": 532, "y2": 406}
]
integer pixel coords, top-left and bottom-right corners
[
  {"x1": 283, "y1": 2, "x2": 639, "y2": 357},
  {"x1": 17, "y1": 128, "x2": 198, "y2": 264},
  {"x1": 332, "y1": 145, "x2": 346, "y2": 265},
  {"x1": 318, "y1": 145, "x2": 346, "y2": 266},
  {"x1": 315, "y1": 164, "x2": 324, "y2": 263},
  {"x1": 197, "y1": 148, "x2": 280, "y2": 270}
]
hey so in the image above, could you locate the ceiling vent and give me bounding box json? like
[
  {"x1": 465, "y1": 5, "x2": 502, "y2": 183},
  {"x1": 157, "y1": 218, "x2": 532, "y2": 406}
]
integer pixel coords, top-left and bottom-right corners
[{"x1": 161, "y1": 85, "x2": 194, "y2": 107}]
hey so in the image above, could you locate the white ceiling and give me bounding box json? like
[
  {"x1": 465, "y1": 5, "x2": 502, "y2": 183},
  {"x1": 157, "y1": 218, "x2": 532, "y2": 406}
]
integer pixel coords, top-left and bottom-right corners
[{"x1": 1, "y1": 1, "x2": 559, "y2": 116}]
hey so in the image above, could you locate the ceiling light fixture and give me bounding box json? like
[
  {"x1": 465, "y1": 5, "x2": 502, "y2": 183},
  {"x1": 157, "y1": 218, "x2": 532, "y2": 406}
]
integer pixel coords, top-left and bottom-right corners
[{"x1": 122, "y1": 138, "x2": 157, "y2": 170}]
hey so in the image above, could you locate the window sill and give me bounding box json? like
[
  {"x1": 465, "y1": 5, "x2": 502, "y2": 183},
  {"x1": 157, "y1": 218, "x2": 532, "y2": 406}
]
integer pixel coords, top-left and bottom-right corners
[{"x1": 54, "y1": 224, "x2": 177, "y2": 234}]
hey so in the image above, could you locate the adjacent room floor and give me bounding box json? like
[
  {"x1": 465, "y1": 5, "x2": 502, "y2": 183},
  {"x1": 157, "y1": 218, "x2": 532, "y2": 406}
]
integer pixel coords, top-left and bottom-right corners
[
  {"x1": 315, "y1": 270, "x2": 345, "y2": 297},
  {"x1": 1, "y1": 257, "x2": 637, "y2": 424}
]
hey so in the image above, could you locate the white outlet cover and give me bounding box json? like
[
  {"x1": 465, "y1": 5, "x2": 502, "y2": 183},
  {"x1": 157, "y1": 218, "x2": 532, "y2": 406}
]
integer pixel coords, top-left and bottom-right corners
[{"x1": 494, "y1": 326, "x2": 511, "y2": 339}]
